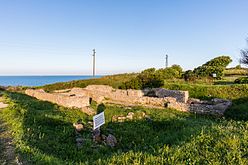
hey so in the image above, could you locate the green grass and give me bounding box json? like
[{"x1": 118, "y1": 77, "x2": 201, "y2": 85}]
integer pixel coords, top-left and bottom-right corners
[
  {"x1": 163, "y1": 83, "x2": 248, "y2": 100},
  {"x1": 224, "y1": 68, "x2": 248, "y2": 76},
  {"x1": 38, "y1": 72, "x2": 248, "y2": 101},
  {"x1": 41, "y1": 73, "x2": 137, "y2": 92},
  {"x1": 0, "y1": 91, "x2": 248, "y2": 164}
]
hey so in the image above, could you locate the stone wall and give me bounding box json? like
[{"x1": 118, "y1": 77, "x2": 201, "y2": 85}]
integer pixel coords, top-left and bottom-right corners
[
  {"x1": 69, "y1": 85, "x2": 189, "y2": 111},
  {"x1": 143, "y1": 88, "x2": 189, "y2": 103},
  {"x1": 188, "y1": 98, "x2": 232, "y2": 116},
  {"x1": 25, "y1": 89, "x2": 90, "y2": 108},
  {"x1": 25, "y1": 85, "x2": 231, "y2": 116}
]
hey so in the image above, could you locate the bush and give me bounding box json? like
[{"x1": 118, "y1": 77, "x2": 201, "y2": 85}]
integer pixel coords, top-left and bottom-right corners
[
  {"x1": 156, "y1": 65, "x2": 183, "y2": 79},
  {"x1": 119, "y1": 78, "x2": 142, "y2": 89},
  {"x1": 234, "y1": 77, "x2": 248, "y2": 84},
  {"x1": 235, "y1": 65, "x2": 241, "y2": 69},
  {"x1": 183, "y1": 70, "x2": 197, "y2": 81},
  {"x1": 120, "y1": 68, "x2": 164, "y2": 89}
]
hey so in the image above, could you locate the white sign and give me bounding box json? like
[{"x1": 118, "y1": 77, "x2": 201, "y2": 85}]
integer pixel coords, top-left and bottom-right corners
[
  {"x1": 212, "y1": 73, "x2": 217, "y2": 78},
  {"x1": 93, "y1": 112, "x2": 105, "y2": 130}
]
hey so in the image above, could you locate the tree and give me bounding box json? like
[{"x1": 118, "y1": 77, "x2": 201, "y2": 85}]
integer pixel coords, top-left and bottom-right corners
[
  {"x1": 195, "y1": 56, "x2": 232, "y2": 78},
  {"x1": 241, "y1": 39, "x2": 248, "y2": 66}
]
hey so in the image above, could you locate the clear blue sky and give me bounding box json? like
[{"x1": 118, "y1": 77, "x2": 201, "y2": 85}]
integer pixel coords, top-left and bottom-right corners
[{"x1": 0, "y1": 0, "x2": 248, "y2": 75}]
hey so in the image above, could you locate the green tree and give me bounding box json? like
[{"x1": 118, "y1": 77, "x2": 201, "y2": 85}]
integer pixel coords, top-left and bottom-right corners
[
  {"x1": 240, "y1": 39, "x2": 248, "y2": 66},
  {"x1": 193, "y1": 56, "x2": 232, "y2": 79}
]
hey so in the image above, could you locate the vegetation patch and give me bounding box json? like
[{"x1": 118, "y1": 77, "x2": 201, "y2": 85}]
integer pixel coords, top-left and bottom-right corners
[
  {"x1": 41, "y1": 73, "x2": 138, "y2": 92},
  {"x1": 184, "y1": 56, "x2": 232, "y2": 80},
  {"x1": 164, "y1": 83, "x2": 248, "y2": 100},
  {"x1": 234, "y1": 77, "x2": 248, "y2": 84},
  {"x1": 0, "y1": 91, "x2": 248, "y2": 164},
  {"x1": 119, "y1": 65, "x2": 182, "y2": 89}
]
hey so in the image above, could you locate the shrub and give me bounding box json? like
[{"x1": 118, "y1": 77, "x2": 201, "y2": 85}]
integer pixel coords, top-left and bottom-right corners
[
  {"x1": 234, "y1": 77, "x2": 248, "y2": 84},
  {"x1": 120, "y1": 68, "x2": 164, "y2": 89},
  {"x1": 119, "y1": 78, "x2": 142, "y2": 89},
  {"x1": 183, "y1": 70, "x2": 197, "y2": 81},
  {"x1": 235, "y1": 65, "x2": 241, "y2": 69},
  {"x1": 156, "y1": 65, "x2": 183, "y2": 79}
]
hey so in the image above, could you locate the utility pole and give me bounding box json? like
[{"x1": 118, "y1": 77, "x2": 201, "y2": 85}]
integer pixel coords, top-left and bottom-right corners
[
  {"x1": 92, "y1": 49, "x2": 96, "y2": 77},
  {"x1": 165, "y1": 54, "x2": 168, "y2": 68}
]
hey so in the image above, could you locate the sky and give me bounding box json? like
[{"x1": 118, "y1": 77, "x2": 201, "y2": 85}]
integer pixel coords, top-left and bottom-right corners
[{"x1": 0, "y1": 0, "x2": 248, "y2": 75}]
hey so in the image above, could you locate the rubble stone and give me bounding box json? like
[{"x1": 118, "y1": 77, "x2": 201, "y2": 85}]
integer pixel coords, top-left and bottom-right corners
[{"x1": 106, "y1": 134, "x2": 117, "y2": 147}]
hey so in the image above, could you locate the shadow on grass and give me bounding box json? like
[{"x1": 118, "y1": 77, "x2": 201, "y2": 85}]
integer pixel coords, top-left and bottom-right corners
[
  {"x1": 6, "y1": 92, "x2": 217, "y2": 164},
  {"x1": 97, "y1": 103, "x2": 106, "y2": 114},
  {"x1": 224, "y1": 97, "x2": 248, "y2": 121},
  {"x1": 213, "y1": 81, "x2": 235, "y2": 85}
]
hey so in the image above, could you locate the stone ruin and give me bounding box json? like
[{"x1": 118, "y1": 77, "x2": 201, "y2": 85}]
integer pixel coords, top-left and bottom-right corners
[{"x1": 25, "y1": 85, "x2": 232, "y2": 116}]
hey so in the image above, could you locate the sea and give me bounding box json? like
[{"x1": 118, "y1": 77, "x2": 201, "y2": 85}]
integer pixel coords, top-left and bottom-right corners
[{"x1": 0, "y1": 76, "x2": 102, "y2": 87}]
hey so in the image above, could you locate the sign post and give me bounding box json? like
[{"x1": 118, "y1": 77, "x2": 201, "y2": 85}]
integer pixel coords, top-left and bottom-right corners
[{"x1": 93, "y1": 111, "x2": 105, "y2": 130}]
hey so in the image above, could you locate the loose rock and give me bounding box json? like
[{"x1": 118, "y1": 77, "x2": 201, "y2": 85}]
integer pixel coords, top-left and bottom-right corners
[
  {"x1": 112, "y1": 115, "x2": 118, "y2": 122},
  {"x1": 126, "y1": 112, "x2": 134, "y2": 120},
  {"x1": 73, "y1": 123, "x2": 84, "y2": 132},
  {"x1": 0, "y1": 102, "x2": 8, "y2": 109},
  {"x1": 117, "y1": 116, "x2": 126, "y2": 122},
  {"x1": 106, "y1": 134, "x2": 117, "y2": 147},
  {"x1": 76, "y1": 137, "x2": 84, "y2": 149}
]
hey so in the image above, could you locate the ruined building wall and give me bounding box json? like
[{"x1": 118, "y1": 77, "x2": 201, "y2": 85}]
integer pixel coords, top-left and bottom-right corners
[
  {"x1": 25, "y1": 89, "x2": 90, "y2": 108},
  {"x1": 25, "y1": 85, "x2": 231, "y2": 116}
]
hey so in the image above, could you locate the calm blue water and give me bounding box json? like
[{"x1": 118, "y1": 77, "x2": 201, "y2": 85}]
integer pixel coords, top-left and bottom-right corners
[{"x1": 0, "y1": 76, "x2": 102, "y2": 87}]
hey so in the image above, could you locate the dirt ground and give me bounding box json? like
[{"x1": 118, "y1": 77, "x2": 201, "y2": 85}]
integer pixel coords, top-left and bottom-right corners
[{"x1": 0, "y1": 99, "x2": 21, "y2": 165}]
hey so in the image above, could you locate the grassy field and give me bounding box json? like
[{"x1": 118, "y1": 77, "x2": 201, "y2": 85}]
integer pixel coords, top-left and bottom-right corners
[
  {"x1": 0, "y1": 91, "x2": 248, "y2": 164},
  {"x1": 40, "y1": 73, "x2": 248, "y2": 106},
  {"x1": 41, "y1": 73, "x2": 137, "y2": 92},
  {"x1": 1, "y1": 71, "x2": 248, "y2": 164}
]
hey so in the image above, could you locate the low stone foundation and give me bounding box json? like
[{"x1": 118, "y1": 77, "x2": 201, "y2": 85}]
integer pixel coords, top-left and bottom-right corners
[
  {"x1": 143, "y1": 88, "x2": 189, "y2": 103},
  {"x1": 25, "y1": 85, "x2": 232, "y2": 116},
  {"x1": 68, "y1": 85, "x2": 189, "y2": 111},
  {"x1": 188, "y1": 98, "x2": 232, "y2": 116},
  {"x1": 25, "y1": 89, "x2": 90, "y2": 108}
]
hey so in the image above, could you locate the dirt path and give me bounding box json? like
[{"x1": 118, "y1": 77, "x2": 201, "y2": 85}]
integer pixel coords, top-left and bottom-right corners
[{"x1": 0, "y1": 100, "x2": 21, "y2": 165}]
